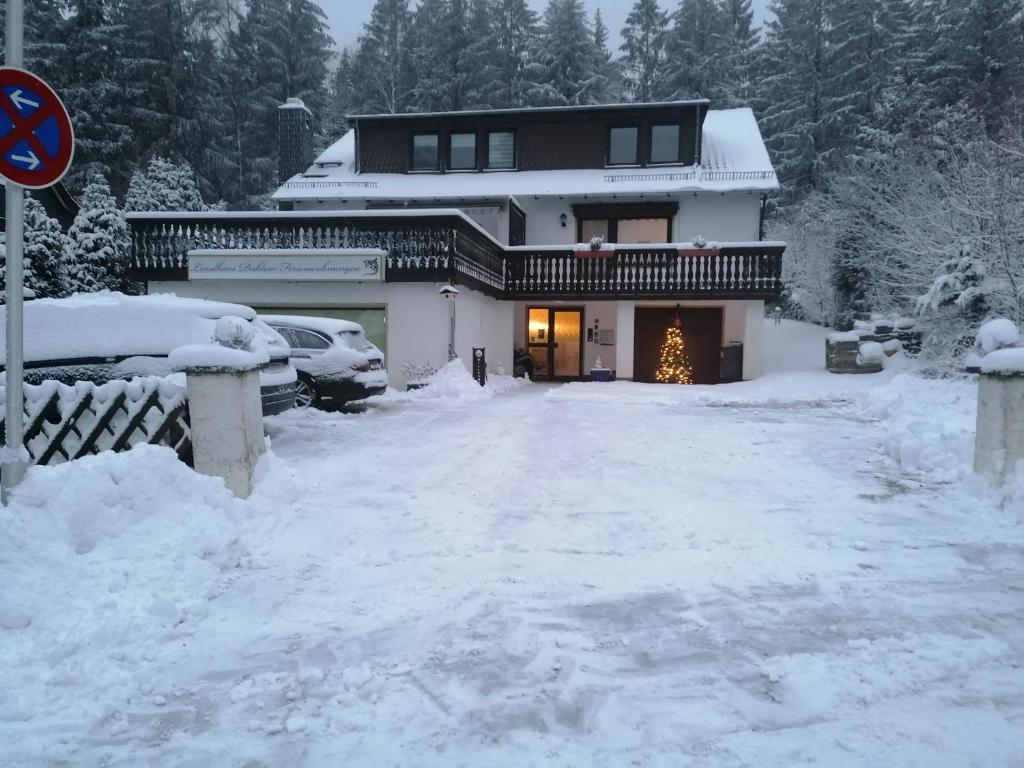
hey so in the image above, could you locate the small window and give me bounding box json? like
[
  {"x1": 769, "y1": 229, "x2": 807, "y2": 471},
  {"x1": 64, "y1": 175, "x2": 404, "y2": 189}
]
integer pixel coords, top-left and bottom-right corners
[
  {"x1": 651, "y1": 124, "x2": 681, "y2": 164},
  {"x1": 608, "y1": 126, "x2": 639, "y2": 165},
  {"x1": 411, "y1": 132, "x2": 439, "y2": 171},
  {"x1": 449, "y1": 132, "x2": 477, "y2": 170},
  {"x1": 487, "y1": 131, "x2": 515, "y2": 169}
]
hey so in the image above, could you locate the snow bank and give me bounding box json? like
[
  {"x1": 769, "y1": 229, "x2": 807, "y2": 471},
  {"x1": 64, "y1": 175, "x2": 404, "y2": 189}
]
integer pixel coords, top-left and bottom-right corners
[
  {"x1": 859, "y1": 374, "x2": 980, "y2": 484},
  {"x1": 0, "y1": 445, "x2": 248, "y2": 736},
  {"x1": 376, "y1": 359, "x2": 527, "y2": 403}
]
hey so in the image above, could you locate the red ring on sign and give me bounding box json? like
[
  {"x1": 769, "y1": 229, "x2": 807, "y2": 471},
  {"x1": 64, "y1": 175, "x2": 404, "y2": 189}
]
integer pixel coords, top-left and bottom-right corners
[{"x1": 0, "y1": 67, "x2": 75, "y2": 189}]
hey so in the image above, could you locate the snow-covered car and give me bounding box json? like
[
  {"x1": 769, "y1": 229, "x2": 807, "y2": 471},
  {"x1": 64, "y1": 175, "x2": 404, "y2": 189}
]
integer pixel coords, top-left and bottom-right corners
[
  {"x1": 0, "y1": 293, "x2": 297, "y2": 415},
  {"x1": 261, "y1": 315, "x2": 388, "y2": 408}
]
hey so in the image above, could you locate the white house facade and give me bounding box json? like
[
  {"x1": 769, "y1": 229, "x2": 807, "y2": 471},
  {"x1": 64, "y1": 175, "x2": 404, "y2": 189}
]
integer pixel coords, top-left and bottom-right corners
[{"x1": 131, "y1": 100, "x2": 783, "y2": 388}]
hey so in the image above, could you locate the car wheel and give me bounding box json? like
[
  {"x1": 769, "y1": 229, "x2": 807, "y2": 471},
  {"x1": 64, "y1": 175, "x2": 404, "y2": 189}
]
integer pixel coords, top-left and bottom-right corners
[{"x1": 294, "y1": 376, "x2": 318, "y2": 409}]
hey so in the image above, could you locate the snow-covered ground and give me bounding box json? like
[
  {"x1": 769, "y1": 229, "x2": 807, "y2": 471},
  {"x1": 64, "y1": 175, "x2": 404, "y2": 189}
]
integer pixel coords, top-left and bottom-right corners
[{"x1": 2, "y1": 320, "x2": 1022, "y2": 767}]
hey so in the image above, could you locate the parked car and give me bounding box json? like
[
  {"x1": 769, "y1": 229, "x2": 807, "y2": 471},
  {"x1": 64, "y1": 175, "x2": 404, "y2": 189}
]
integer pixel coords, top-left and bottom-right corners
[
  {"x1": 261, "y1": 315, "x2": 388, "y2": 408},
  {"x1": 0, "y1": 293, "x2": 297, "y2": 415}
]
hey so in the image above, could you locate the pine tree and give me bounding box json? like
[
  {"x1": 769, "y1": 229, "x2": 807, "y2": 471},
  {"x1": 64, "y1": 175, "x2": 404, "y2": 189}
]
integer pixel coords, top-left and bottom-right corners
[
  {"x1": 115, "y1": 0, "x2": 219, "y2": 178},
  {"x1": 124, "y1": 158, "x2": 209, "y2": 212},
  {"x1": 620, "y1": 0, "x2": 669, "y2": 103},
  {"x1": 756, "y1": 0, "x2": 830, "y2": 203},
  {"x1": 533, "y1": 0, "x2": 602, "y2": 106},
  {"x1": 822, "y1": 0, "x2": 889, "y2": 166},
  {"x1": 591, "y1": 9, "x2": 621, "y2": 103},
  {"x1": 323, "y1": 49, "x2": 357, "y2": 142},
  {"x1": 67, "y1": 173, "x2": 131, "y2": 294},
  {"x1": 716, "y1": 0, "x2": 757, "y2": 108},
  {"x1": 660, "y1": 0, "x2": 727, "y2": 101},
  {"x1": 0, "y1": 0, "x2": 66, "y2": 83},
  {"x1": 61, "y1": 0, "x2": 135, "y2": 193},
  {"x1": 920, "y1": 0, "x2": 1023, "y2": 131},
  {"x1": 408, "y1": 0, "x2": 470, "y2": 112},
  {"x1": 351, "y1": 0, "x2": 415, "y2": 114},
  {"x1": 655, "y1": 309, "x2": 694, "y2": 383},
  {"x1": 488, "y1": 0, "x2": 543, "y2": 108},
  {"x1": 22, "y1": 197, "x2": 73, "y2": 300},
  {"x1": 462, "y1": 0, "x2": 496, "y2": 108}
]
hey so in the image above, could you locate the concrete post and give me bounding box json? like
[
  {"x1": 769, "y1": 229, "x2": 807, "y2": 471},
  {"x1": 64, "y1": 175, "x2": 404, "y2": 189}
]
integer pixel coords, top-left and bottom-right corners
[
  {"x1": 185, "y1": 365, "x2": 265, "y2": 498},
  {"x1": 974, "y1": 371, "x2": 1024, "y2": 484}
]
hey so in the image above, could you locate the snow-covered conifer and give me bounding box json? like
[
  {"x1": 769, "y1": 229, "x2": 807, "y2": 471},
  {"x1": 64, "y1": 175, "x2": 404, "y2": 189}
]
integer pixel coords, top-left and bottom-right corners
[
  {"x1": 68, "y1": 174, "x2": 130, "y2": 294},
  {"x1": 619, "y1": 0, "x2": 669, "y2": 103},
  {"x1": 124, "y1": 158, "x2": 209, "y2": 212}
]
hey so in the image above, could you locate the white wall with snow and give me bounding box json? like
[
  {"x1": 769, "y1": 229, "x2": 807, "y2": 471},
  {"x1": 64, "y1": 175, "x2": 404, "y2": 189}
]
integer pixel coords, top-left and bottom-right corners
[{"x1": 150, "y1": 280, "x2": 514, "y2": 389}]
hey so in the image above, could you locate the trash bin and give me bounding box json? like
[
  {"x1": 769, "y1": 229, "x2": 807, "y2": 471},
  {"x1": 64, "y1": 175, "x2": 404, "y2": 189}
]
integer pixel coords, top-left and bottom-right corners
[{"x1": 720, "y1": 342, "x2": 743, "y2": 383}]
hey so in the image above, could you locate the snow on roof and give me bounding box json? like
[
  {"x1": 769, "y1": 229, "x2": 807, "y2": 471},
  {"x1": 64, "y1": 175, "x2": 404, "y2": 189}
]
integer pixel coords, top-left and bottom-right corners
[
  {"x1": 701, "y1": 108, "x2": 773, "y2": 175},
  {"x1": 260, "y1": 314, "x2": 365, "y2": 336},
  {"x1": 279, "y1": 108, "x2": 777, "y2": 203},
  {"x1": 0, "y1": 292, "x2": 261, "y2": 363}
]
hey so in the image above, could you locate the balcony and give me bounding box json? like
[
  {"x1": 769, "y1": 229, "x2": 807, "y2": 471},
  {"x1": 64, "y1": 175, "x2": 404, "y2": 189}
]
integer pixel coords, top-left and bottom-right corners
[{"x1": 128, "y1": 211, "x2": 783, "y2": 301}]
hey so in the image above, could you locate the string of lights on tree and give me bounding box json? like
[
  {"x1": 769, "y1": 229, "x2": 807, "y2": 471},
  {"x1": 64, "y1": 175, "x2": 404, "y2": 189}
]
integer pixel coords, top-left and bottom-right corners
[{"x1": 655, "y1": 307, "x2": 693, "y2": 385}]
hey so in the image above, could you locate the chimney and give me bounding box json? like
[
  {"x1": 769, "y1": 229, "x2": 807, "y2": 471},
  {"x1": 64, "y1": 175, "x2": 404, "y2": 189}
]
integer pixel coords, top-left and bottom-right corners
[{"x1": 278, "y1": 97, "x2": 314, "y2": 184}]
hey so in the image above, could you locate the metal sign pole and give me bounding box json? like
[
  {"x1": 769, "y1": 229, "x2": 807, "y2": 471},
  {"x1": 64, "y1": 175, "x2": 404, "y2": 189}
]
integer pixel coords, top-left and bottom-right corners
[{"x1": 2, "y1": 0, "x2": 27, "y2": 500}]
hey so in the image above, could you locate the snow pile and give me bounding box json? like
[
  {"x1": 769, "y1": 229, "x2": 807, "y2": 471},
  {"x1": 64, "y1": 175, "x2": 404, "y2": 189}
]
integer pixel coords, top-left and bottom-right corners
[
  {"x1": 967, "y1": 318, "x2": 1023, "y2": 373},
  {"x1": 980, "y1": 348, "x2": 1024, "y2": 375},
  {"x1": 377, "y1": 359, "x2": 527, "y2": 403},
  {"x1": 0, "y1": 445, "x2": 247, "y2": 744},
  {"x1": 975, "y1": 318, "x2": 1020, "y2": 353},
  {"x1": 863, "y1": 374, "x2": 978, "y2": 481}
]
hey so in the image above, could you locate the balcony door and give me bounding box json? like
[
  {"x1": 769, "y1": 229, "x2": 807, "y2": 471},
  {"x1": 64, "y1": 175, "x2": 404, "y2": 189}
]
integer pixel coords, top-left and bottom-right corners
[{"x1": 527, "y1": 307, "x2": 584, "y2": 380}]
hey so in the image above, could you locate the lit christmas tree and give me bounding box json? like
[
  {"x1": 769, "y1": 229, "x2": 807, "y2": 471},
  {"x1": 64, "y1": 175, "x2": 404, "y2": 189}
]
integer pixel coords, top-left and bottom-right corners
[{"x1": 655, "y1": 308, "x2": 693, "y2": 384}]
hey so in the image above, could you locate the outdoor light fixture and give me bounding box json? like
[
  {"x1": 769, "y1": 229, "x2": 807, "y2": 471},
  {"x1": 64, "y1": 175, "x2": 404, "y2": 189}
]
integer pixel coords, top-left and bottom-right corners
[
  {"x1": 439, "y1": 284, "x2": 459, "y2": 361},
  {"x1": 559, "y1": 213, "x2": 567, "y2": 228}
]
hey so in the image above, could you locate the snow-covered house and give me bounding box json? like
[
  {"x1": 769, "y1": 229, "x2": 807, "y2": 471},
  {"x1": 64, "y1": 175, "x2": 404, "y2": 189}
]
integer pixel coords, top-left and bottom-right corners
[{"x1": 129, "y1": 99, "x2": 783, "y2": 388}]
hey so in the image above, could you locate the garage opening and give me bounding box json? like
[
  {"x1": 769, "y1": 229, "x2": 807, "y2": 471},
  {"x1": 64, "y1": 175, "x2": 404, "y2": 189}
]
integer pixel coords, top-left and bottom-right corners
[
  {"x1": 253, "y1": 307, "x2": 386, "y2": 356},
  {"x1": 633, "y1": 307, "x2": 722, "y2": 384}
]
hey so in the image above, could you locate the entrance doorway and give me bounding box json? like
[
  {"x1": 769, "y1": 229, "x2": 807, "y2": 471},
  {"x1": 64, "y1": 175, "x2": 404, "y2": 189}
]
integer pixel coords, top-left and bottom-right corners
[{"x1": 526, "y1": 307, "x2": 584, "y2": 380}]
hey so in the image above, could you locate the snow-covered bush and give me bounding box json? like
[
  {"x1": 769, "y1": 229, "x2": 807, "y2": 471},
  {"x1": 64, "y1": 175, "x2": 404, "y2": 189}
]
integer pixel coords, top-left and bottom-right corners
[
  {"x1": 1, "y1": 197, "x2": 75, "y2": 301},
  {"x1": 67, "y1": 173, "x2": 131, "y2": 294},
  {"x1": 124, "y1": 157, "x2": 209, "y2": 212}
]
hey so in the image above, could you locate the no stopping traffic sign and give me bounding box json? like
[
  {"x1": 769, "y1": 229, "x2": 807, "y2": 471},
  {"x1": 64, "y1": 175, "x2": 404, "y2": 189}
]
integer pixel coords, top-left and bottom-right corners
[{"x1": 0, "y1": 67, "x2": 74, "y2": 189}]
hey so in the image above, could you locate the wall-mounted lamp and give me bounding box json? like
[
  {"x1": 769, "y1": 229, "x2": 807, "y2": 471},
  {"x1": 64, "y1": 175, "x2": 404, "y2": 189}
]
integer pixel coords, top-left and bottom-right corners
[{"x1": 559, "y1": 213, "x2": 567, "y2": 228}]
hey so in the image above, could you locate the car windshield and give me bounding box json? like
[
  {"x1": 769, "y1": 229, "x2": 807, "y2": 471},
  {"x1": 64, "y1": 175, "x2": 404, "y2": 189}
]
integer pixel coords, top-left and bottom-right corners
[{"x1": 338, "y1": 329, "x2": 374, "y2": 351}]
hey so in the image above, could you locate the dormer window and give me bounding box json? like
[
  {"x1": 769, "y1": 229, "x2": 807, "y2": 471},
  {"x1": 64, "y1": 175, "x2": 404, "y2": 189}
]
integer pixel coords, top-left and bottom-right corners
[
  {"x1": 486, "y1": 131, "x2": 515, "y2": 169},
  {"x1": 650, "y1": 124, "x2": 681, "y2": 164},
  {"x1": 449, "y1": 132, "x2": 477, "y2": 170},
  {"x1": 411, "y1": 132, "x2": 439, "y2": 171},
  {"x1": 608, "y1": 126, "x2": 639, "y2": 166}
]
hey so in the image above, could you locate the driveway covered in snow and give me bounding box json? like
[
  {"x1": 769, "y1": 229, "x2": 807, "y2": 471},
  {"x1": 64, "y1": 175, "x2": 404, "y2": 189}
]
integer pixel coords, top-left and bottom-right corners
[{"x1": 2, "y1": 322, "x2": 1022, "y2": 766}]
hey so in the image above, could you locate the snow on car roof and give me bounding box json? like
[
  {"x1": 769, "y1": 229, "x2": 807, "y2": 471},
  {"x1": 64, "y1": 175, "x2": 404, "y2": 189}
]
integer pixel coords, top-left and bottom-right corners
[
  {"x1": 260, "y1": 314, "x2": 365, "y2": 335},
  {"x1": 0, "y1": 292, "x2": 261, "y2": 363},
  {"x1": 288, "y1": 108, "x2": 776, "y2": 202}
]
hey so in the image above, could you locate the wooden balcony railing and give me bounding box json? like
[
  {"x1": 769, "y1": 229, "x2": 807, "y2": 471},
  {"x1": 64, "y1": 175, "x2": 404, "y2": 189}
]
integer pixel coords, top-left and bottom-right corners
[
  {"x1": 507, "y1": 244, "x2": 783, "y2": 300},
  {"x1": 128, "y1": 212, "x2": 782, "y2": 301}
]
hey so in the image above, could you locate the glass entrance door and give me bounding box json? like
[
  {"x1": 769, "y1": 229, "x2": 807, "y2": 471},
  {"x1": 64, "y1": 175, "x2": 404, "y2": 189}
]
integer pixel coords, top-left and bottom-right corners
[{"x1": 526, "y1": 307, "x2": 583, "y2": 380}]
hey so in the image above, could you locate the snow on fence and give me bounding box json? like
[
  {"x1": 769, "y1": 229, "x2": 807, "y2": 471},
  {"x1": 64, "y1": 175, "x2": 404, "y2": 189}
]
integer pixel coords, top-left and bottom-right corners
[{"x1": 0, "y1": 378, "x2": 191, "y2": 467}]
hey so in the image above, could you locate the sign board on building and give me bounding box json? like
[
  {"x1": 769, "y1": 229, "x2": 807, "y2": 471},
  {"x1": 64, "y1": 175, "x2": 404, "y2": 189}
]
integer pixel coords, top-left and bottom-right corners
[
  {"x1": 187, "y1": 249, "x2": 386, "y2": 282},
  {"x1": 0, "y1": 67, "x2": 74, "y2": 189}
]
